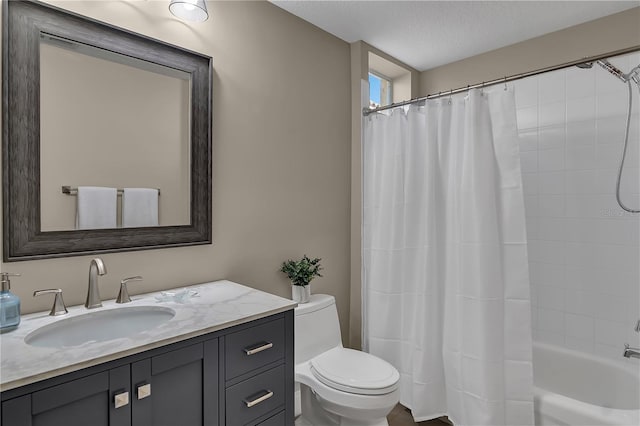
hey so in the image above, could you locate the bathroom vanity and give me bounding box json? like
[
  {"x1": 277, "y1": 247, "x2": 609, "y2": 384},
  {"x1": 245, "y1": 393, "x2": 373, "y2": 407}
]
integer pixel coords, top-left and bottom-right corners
[{"x1": 0, "y1": 281, "x2": 296, "y2": 426}]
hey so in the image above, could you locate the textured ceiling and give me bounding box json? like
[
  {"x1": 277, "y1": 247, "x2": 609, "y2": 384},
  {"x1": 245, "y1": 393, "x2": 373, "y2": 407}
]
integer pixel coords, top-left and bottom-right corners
[{"x1": 270, "y1": 1, "x2": 639, "y2": 71}]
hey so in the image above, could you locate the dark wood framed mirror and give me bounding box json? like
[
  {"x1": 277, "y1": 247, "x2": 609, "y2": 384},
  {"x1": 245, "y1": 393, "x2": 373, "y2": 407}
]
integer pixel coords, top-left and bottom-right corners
[{"x1": 3, "y1": 0, "x2": 212, "y2": 261}]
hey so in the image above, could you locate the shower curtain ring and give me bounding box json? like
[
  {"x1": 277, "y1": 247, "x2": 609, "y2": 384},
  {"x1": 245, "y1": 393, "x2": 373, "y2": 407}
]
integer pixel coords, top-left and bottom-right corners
[
  {"x1": 448, "y1": 89, "x2": 453, "y2": 104},
  {"x1": 504, "y1": 76, "x2": 508, "y2": 91}
]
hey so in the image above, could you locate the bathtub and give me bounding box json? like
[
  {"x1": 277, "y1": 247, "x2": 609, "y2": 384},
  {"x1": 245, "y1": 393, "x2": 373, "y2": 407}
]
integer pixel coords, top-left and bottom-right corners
[{"x1": 533, "y1": 342, "x2": 640, "y2": 426}]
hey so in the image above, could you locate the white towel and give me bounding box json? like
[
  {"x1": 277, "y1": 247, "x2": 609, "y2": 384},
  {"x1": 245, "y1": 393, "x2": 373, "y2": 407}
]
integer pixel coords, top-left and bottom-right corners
[
  {"x1": 76, "y1": 186, "x2": 118, "y2": 230},
  {"x1": 122, "y1": 188, "x2": 159, "y2": 228}
]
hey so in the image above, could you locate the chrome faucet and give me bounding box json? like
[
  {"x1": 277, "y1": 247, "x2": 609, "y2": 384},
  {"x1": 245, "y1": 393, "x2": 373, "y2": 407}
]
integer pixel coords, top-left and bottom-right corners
[
  {"x1": 85, "y1": 258, "x2": 107, "y2": 309},
  {"x1": 623, "y1": 319, "x2": 640, "y2": 359},
  {"x1": 624, "y1": 344, "x2": 640, "y2": 359}
]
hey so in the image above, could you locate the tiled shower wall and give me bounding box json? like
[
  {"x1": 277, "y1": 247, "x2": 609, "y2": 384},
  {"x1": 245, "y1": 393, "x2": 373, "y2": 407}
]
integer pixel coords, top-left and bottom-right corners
[{"x1": 514, "y1": 51, "x2": 640, "y2": 365}]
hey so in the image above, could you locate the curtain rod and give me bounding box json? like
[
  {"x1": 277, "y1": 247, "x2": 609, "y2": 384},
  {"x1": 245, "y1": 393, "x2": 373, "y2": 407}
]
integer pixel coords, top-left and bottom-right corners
[{"x1": 363, "y1": 45, "x2": 640, "y2": 116}]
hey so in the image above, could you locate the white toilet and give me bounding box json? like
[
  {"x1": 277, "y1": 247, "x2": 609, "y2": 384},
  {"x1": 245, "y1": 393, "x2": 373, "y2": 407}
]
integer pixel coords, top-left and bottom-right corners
[{"x1": 294, "y1": 294, "x2": 400, "y2": 426}]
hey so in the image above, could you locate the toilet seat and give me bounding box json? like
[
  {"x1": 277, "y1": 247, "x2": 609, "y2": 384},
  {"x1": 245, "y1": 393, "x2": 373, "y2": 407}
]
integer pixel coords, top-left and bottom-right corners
[{"x1": 310, "y1": 347, "x2": 399, "y2": 395}]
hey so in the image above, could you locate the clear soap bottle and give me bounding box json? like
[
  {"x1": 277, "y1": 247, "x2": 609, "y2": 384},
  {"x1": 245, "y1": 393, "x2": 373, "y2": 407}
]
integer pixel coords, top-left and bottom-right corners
[{"x1": 0, "y1": 272, "x2": 21, "y2": 332}]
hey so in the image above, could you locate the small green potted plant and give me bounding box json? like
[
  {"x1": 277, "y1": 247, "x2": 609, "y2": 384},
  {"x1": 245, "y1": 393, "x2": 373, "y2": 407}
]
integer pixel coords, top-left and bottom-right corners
[{"x1": 280, "y1": 255, "x2": 323, "y2": 303}]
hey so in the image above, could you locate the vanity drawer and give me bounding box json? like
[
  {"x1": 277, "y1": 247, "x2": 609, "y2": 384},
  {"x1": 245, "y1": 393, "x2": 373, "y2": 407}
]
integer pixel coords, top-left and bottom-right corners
[
  {"x1": 225, "y1": 318, "x2": 285, "y2": 379},
  {"x1": 256, "y1": 410, "x2": 285, "y2": 425},
  {"x1": 225, "y1": 365, "x2": 285, "y2": 425}
]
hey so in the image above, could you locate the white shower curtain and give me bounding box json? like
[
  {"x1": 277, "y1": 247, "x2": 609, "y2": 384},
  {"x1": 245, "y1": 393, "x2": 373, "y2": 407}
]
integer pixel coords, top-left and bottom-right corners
[{"x1": 363, "y1": 88, "x2": 534, "y2": 425}]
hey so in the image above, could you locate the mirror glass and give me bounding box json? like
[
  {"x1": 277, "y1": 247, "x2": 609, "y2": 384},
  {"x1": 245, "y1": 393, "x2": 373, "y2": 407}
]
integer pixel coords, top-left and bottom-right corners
[{"x1": 39, "y1": 36, "x2": 191, "y2": 231}]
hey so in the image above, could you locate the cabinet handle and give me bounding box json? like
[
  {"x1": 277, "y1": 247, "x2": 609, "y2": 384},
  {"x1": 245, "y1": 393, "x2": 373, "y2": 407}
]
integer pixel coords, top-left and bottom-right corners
[
  {"x1": 114, "y1": 391, "x2": 129, "y2": 409},
  {"x1": 243, "y1": 341, "x2": 273, "y2": 355},
  {"x1": 243, "y1": 389, "x2": 273, "y2": 408},
  {"x1": 137, "y1": 383, "x2": 151, "y2": 400}
]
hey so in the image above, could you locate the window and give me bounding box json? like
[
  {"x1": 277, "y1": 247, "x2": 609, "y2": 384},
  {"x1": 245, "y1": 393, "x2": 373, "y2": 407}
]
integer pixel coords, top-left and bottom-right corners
[{"x1": 369, "y1": 71, "x2": 392, "y2": 109}]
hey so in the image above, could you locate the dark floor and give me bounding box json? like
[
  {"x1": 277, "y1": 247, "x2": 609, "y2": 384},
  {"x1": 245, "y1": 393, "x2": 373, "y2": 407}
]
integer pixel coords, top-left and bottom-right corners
[{"x1": 387, "y1": 404, "x2": 451, "y2": 426}]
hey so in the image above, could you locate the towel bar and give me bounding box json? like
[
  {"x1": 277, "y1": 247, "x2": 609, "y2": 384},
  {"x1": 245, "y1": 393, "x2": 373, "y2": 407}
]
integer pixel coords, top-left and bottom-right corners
[{"x1": 61, "y1": 186, "x2": 160, "y2": 196}]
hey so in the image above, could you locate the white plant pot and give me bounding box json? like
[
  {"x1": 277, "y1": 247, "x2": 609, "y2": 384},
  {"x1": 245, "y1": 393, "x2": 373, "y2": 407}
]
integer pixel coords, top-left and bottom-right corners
[{"x1": 292, "y1": 285, "x2": 310, "y2": 303}]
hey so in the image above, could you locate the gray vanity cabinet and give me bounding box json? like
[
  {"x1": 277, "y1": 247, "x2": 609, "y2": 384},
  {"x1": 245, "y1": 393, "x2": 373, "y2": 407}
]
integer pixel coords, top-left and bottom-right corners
[
  {"x1": 131, "y1": 340, "x2": 219, "y2": 426},
  {"x1": 1, "y1": 311, "x2": 294, "y2": 426},
  {"x1": 1, "y1": 366, "x2": 131, "y2": 426}
]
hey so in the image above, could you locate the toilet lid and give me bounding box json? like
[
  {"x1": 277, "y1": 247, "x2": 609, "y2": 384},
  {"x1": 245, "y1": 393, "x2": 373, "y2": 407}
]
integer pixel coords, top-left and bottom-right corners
[{"x1": 310, "y1": 347, "x2": 399, "y2": 395}]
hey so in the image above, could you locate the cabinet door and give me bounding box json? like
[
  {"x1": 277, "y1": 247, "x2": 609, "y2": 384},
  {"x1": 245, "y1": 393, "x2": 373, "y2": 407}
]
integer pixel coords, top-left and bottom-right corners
[
  {"x1": 131, "y1": 339, "x2": 218, "y2": 426},
  {"x1": 1, "y1": 366, "x2": 130, "y2": 426}
]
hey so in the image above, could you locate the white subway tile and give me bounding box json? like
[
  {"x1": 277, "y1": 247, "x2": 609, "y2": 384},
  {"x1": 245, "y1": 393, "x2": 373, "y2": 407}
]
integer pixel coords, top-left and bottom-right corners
[
  {"x1": 566, "y1": 120, "x2": 596, "y2": 146},
  {"x1": 565, "y1": 265, "x2": 598, "y2": 291},
  {"x1": 596, "y1": 116, "x2": 626, "y2": 144},
  {"x1": 533, "y1": 262, "x2": 565, "y2": 287},
  {"x1": 565, "y1": 145, "x2": 597, "y2": 170},
  {"x1": 594, "y1": 292, "x2": 628, "y2": 322},
  {"x1": 565, "y1": 170, "x2": 597, "y2": 194},
  {"x1": 538, "y1": 308, "x2": 564, "y2": 333},
  {"x1": 519, "y1": 129, "x2": 538, "y2": 152},
  {"x1": 535, "y1": 330, "x2": 564, "y2": 346},
  {"x1": 539, "y1": 149, "x2": 564, "y2": 172},
  {"x1": 595, "y1": 243, "x2": 640, "y2": 270},
  {"x1": 517, "y1": 106, "x2": 538, "y2": 130},
  {"x1": 538, "y1": 285, "x2": 565, "y2": 310},
  {"x1": 564, "y1": 242, "x2": 598, "y2": 268},
  {"x1": 529, "y1": 240, "x2": 564, "y2": 264},
  {"x1": 538, "y1": 195, "x2": 565, "y2": 217},
  {"x1": 593, "y1": 267, "x2": 637, "y2": 297},
  {"x1": 539, "y1": 217, "x2": 567, "y2": 242},
  {"x1": 595, "y1": 319, "x2": 627, "y2": 346},
  {"x1": 539, "y1": 71, "x2": 566, "y2": 103},
  {"x1": 520, "y1": 151, "x2": 538, "y2": 173},
  {"x1": 618, "y1": 168, "x2": 640, "y2": 194},
  {"x1": 539, "y1": 172, "x2": 565, "y2": 195},
  {"x1": 538, "y1": 125, "x2": 565, "y2": 150},
  {"x1": 596, "y1": 144, "x2": 624, "y2": 170},
  {"x1": 567, "y1": 97, "x2": 596, "y2": 123},
  {"x1": 594, "y1": 219, "x2": 639, "y2": 246},
  {"x1": 565, "y1": 313, "x2": 594, "y2": 340},
  {"x1": 539, "y1": 101, "x2": 566, "y2": 127},
  {"x1": 595, "y1": 169, "x2": 619, "y2": 194},
  {"x1": 565, "y1": 289, "x2": 596, "y2": 316},
  {"x1": 566, "y1": 66, "x2": 595, "y2": 100},
  {"x1": 514, "y1": 77, "x2": 538, "y2": 108},
  {"x1": 597, "y1": 92, "x2": 628, "y2": 119}
]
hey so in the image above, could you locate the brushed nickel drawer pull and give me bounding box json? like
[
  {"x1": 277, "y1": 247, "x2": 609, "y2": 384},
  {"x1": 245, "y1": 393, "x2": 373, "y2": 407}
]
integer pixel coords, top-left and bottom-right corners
[
  {"x1": 137, "y1": 383, "x2": 151, "y2": 400},
  {"x1": 244, "y1": 389, "x2": 273, "y2": 408},
  {"x1": 243, "y1": 341, "x2": 273, "y2": 355},
  {"x1": 114, "y1": 391, "x2": 129, "y2": 409}
]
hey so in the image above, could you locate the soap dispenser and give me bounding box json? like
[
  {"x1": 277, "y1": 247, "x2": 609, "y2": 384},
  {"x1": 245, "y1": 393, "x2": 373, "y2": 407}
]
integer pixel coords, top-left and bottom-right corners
[{"x1": 0, "y1": 272, "x2": 21, "y2": 331}]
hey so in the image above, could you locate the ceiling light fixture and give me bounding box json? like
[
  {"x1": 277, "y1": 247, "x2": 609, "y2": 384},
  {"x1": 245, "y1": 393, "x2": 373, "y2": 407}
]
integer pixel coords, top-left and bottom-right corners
[{"x1": 169, "y1": 0, "x2": 208, "y2": 22}]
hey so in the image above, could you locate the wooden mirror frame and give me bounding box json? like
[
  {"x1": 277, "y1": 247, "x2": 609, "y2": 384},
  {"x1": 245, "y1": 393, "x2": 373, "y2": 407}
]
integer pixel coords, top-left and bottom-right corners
[{"x1": 3, "y1": 0, "x2": 212, "y2": 261}]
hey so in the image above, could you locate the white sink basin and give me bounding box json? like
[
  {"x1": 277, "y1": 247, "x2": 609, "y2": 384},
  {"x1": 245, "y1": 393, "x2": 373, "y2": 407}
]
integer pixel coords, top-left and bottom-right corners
[{"x1": 25, "y1": 306, "x2": 175, "y2": 348}]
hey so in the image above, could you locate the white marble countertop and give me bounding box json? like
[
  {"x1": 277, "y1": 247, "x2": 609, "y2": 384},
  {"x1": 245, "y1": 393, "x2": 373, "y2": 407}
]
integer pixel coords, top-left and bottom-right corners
[{"x1": 0, "y1": 280, "x2": 296, "y2": 392}]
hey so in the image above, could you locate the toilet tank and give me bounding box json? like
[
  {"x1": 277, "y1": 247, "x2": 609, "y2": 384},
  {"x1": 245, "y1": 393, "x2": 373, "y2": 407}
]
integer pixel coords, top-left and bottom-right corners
[{"x1": 294, "y1": 294, "x2": 342, "y2": 364}]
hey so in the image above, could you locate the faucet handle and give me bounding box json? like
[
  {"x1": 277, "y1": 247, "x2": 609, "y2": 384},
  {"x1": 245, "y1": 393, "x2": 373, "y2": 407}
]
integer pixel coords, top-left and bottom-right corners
[
  {"x1": 635, "y1": 319, "x2": 640, "y2": 333},
  {"x1": 33, "y1": 288, "x2": 68, "y2": 316},
  {"x1": 116, "y1": 276, "x2": 143, "y2": 304}
]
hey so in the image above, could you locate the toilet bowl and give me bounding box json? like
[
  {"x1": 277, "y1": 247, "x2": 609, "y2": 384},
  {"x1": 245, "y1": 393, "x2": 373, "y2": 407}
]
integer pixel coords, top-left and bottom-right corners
[{"x1": 294, "y1": 294, "x2": 400, "y2": 426}]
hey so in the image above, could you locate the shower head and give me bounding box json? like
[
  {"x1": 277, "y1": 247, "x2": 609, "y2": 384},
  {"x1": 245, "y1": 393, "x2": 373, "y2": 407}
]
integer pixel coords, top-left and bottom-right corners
[
  {"x1": 596, "y1": 59, "x2": 627, "y2": 83},
  {"x1": 576, "y1": 58, "x2": 640, "y2": 86}
]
